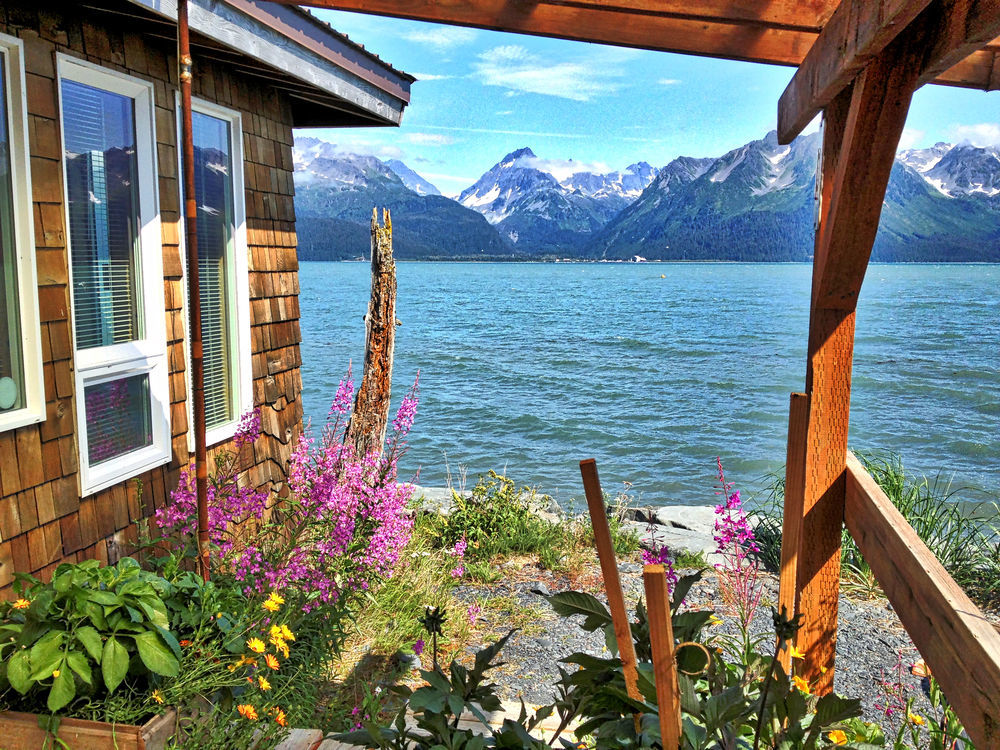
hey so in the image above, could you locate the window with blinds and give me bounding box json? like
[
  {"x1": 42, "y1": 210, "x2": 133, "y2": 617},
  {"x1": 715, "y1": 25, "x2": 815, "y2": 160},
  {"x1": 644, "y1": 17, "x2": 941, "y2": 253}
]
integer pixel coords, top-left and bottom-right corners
[
  {"x1": 0, "y1": 52, "x2": 25, "y2": 415},
  {"x1": 192, "y1": 111, "x2": 236, "y2": 430},
  {"x1": 62, "y1": 79, "x2": 142, "y2": 349},
  {"x1": 59, "y1": 57, "x2": 169, "y2": 495}
]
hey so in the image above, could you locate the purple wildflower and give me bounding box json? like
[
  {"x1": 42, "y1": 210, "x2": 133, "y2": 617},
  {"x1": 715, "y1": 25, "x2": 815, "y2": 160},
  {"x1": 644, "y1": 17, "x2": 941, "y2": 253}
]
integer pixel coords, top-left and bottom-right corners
[{"x1": 413, "y1": 638, "x2": 425, "y2": 656}]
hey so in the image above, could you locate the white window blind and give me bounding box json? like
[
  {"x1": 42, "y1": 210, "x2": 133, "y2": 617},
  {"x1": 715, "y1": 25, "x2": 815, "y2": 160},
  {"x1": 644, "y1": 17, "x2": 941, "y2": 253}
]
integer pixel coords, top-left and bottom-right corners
[
  {"x1": 62, "y1": 80, "x2": 142, "y2": 349},
  {"x1": 192, "y1": 111, "x2": 236, "y2": 430}
]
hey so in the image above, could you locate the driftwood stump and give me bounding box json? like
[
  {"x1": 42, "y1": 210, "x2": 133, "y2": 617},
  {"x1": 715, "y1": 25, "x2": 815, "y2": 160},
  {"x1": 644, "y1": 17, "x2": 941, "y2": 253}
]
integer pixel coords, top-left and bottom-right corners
[{"x1": 347, "y1": 208, "x2": 397, "y2": 459}]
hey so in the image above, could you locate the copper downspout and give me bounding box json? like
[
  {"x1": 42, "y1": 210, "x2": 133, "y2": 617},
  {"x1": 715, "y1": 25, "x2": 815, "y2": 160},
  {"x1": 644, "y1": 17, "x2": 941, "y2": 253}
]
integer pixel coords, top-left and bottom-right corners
[{"x1": 178, "y1": 0, "x2": 211, "y2": 581}]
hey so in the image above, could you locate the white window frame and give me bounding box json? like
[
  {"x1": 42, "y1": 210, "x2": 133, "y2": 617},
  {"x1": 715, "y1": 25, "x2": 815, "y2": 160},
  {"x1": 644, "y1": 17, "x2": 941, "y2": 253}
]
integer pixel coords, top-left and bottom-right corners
[
  {"x1": 176, "y1": 97, "x2": 252, "y2": 449},
  {"x1": 0, "y1": 33, "x2": 44, "y2": 433},
  {"x1": 57, "y1": 55, "x2": 170, "y2": 496}
]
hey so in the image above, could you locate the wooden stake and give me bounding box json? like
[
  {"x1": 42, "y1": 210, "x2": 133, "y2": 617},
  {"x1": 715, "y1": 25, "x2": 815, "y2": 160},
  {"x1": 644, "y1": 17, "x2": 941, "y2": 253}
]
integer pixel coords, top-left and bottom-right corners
[
  {"x1": 643, "y1": 565, "x2": 682, "y2": 750},
  {"x1": 347, "y1": 208, "x2": 397, "y2": 459},
  {"x1": 580, "y1": 459, "x2": 642, "y2": 721},
  {"x1": 777, "y1": 392, "x2": 808, "y2": 673}
]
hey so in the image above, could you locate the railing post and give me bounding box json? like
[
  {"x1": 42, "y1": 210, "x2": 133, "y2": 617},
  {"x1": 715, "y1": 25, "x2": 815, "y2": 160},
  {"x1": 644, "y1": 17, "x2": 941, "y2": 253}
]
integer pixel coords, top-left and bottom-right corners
[{"x1": 777, "y1": 391, "x2": 809, "y2": 673}]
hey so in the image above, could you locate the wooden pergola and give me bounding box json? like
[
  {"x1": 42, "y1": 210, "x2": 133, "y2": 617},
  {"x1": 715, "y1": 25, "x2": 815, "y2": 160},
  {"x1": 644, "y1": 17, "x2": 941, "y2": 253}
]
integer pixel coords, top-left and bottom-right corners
[{"x1": 272, "y1": 0, "x2": 1000, "y2": 744}]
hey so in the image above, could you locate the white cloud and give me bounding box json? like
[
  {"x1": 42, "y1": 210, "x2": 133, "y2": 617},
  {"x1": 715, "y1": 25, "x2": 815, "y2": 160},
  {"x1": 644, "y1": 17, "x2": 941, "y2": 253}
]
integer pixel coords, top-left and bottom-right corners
[
  {"x1": 950, "y1": 122, "x2": 1000, "y2": 146},
  {"x1": 403, "y1": 133, "x2": 455, "y2": 146},
  {"x1": 495, "y1": 110, "x2": 514, "y2": 116},
  {"x1": 472, "y1": 45, "x2": 623, "y2": 101},
  {"x1": 898, "y1": 127, "x2": 925, "y2": 150},
  {"x1": 517, "y1": 156, "x2": 612, "y2": 181},
  {"x1": 404, "y1": 26, "x2": 477, "y2": 50},
  {"x1": 413, "y1": 73, "x2": 452, "y2": 81},
  {"x1": 658, "y1": 78, "x2": 681, "y2": 86}
]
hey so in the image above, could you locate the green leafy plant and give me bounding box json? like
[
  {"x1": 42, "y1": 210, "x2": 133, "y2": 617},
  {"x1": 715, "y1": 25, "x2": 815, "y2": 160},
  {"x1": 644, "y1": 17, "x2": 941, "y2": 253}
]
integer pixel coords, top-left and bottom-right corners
[{"x1": 0, "y1": 558, "x2": 180, "y2": 714}]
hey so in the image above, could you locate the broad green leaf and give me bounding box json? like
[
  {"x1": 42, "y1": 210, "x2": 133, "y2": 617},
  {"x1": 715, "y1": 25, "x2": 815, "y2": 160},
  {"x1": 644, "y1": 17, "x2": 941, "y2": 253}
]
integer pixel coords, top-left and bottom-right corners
[
  {"x1": 52, "y1": 572, "x2": 73, "y2": 594},
  {"x1": 29, "y1": 631, "x2": 64, "y2": 680},
  {"x1": 102, "y1": 636, "x2": 128, "y2": 692},
  {"x1": 8, "y1": 650, "x2": 32, "y2": 693},
  {"x1": 75, "y1": 626, "x2": 103, "y2": 663},
  {"x1": 152, "y1": 624, "x2": 182, "y2": 660},
  {"x1": 66, "y1": 651, "x2": 92, "y2": 685},
  {"x1": 547, "y1": 591, "x2": 612, "y2": 631},
  {"x1": 138, "y1": 597, "x2": 170, "y2": 629},
  {"x1": 409, "y1": 686, "x2": 447, "y2": 714},
  {"x1": 87, "y1": 590, "x2": 120, "y2": 607},
  {"x1": 132, "y1": 631, "x2": 179, "y2": 677},
  {"x1": 47, "y1": 667, "x2": 75, "y2": 712},
  {"x1": 671, "y1": 571, "x2": 704, "y2": 614}
]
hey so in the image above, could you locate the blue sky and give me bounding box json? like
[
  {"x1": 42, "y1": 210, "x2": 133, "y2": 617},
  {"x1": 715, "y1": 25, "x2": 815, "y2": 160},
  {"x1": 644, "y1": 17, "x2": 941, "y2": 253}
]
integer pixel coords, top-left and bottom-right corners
[{"x1": 304, "y1": 9, "x2": 1000, "y2": 197}]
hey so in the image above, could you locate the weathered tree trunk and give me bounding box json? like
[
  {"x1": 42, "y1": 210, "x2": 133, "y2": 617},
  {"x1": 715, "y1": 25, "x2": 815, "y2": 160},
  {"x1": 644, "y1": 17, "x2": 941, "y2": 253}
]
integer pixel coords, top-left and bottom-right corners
[{"x1": 347, "y1": 208, "x2": 397, "y2": 459}]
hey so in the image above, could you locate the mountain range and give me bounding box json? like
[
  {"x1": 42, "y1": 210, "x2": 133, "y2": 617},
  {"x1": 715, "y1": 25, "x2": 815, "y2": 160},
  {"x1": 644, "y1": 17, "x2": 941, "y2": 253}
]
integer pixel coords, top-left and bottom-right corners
[{"x1": 292, "y1": 134, "x2": 1000, "y2": 262}]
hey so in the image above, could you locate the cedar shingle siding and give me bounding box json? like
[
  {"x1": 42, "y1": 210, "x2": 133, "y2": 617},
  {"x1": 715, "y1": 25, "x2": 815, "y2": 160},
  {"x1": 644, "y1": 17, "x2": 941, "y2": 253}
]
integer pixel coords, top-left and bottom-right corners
[{"x1": 0, "y1": 2, "x2": 303, "y2": 592}]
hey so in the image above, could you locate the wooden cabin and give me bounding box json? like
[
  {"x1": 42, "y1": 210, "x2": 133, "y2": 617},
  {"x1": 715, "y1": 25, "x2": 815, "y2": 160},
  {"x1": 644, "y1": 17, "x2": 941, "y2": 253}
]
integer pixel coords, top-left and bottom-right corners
[{"x1": 0, "y1": 1, "x2": 411, "y2": 587}]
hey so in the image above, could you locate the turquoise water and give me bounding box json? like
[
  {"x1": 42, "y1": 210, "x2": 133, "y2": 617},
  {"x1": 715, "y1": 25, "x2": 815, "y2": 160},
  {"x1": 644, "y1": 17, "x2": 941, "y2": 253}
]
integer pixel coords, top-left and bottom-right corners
[{"x1": 298, "y1": 262, "x2": 999, "y2": 507}]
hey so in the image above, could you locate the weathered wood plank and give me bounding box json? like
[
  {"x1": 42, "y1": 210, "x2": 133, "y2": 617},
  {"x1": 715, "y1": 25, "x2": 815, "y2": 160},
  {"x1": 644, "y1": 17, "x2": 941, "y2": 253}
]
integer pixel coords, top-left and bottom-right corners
[
  {"x1": 580, "y1": 459, "x2": 643, "y2": 718},
  {"x1": 844, "y1": 452, "x2": 1000, "y2": 748},
  {"x1": 780, "y1": 0, "x2": 1000, "y2": 143},
  {"x1": 643, "y1": 565, "x2": 681, "y2": 749},
  {"x1": 777, "y1": 392, "x2": 809, "y2": 673}
]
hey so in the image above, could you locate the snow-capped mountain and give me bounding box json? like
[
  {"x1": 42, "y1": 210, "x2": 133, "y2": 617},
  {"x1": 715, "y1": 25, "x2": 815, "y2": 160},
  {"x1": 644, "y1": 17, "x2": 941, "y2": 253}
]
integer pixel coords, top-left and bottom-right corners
[
  {"x1": 457, "y1": 148, "x2": 659, "y2": 254},
  {"x1": 292, "y1": 138, "x2": 513, "y2": 260},
  {"x1": 385, "y1": 159, "x2": 441, "y2": 196},
  {"x1": 590, "y1": 131, "x2": 1000, "y2": 261},
  {"x1": 900, "y1": 142, "x2": 1000, "y2": 199}
]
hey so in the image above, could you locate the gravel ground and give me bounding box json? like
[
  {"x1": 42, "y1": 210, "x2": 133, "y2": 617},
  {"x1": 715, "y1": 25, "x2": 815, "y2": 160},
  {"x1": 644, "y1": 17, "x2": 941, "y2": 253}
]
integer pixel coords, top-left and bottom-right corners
[{"x1": 451, "y1": 559, "x2": 942, "y2": 735}]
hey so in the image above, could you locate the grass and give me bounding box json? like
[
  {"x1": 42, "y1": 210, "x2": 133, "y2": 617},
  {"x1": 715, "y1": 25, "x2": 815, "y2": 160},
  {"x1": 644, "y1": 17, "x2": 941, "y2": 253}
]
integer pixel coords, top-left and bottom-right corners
[{"x1": 749, "y1": 452, "x2": 1000, "y2": 608}]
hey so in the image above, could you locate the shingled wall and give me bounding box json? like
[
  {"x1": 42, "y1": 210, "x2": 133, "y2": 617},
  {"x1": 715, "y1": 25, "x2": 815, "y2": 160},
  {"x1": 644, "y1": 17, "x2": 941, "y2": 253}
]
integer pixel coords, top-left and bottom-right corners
[{"x1": 0, "y1": 2, "x2": 303, "y2": 592}]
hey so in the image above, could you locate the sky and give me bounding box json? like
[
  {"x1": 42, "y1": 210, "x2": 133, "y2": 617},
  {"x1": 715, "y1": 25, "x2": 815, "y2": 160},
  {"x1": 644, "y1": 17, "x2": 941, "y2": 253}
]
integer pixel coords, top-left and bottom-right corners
[{"x1": 303, "y1": 9, "x2": 1000, "y2": 197}]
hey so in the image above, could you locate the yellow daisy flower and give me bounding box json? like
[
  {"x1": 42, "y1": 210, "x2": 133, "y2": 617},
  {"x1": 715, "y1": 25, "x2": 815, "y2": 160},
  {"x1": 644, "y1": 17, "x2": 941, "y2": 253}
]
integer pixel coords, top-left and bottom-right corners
[
  {"x1": 792, "y1": 675, "x2": 810, "y2": 694},
  {"x1": 258, "y1": 676, "x2": 271, "y2": 691},
  {"x1": 12, "y1": 599, "x2": 30, "y2": 610},
  {"x1": 274, "y1": 707, "x2": 288, "y2": 727},
  {"x1": 152, "y1": 689, "x2": 165, "y2": 705},
  {"x1": 828, "y1": 729, "x2": 847, "y2": 745},
  {"x1": 52, "y1": 670, "x2": 60, "y2": 678},
  {"x1": 909, "y1": 712, "x2": 925, "y2": 726},
  {"x1": 264, "y1": 653, "x2": 280, "y2": 671},
  {"x1": 247, "y1": 637, "x2": 266, "y2": 653},
  {"x1": 263, "y1": 599, "x2": 281, "y2": 613},
  {"x1": 789, "y1": 646, "x2": 806, "y2": 660}
]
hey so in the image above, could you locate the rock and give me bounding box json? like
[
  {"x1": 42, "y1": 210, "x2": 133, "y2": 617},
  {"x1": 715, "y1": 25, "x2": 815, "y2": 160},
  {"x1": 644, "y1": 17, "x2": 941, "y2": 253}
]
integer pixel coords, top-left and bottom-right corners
[
  {"x1": 531, "y1": 583, "x2": 551, "y2": 597},
  {"x1": 411, "y1": 485, "x2": 471, "y2": 516},
  {"x1": 398, "y1": 652, "x2": 422, "y2": 671},
  {"x1": 650, "y1": 505, "x2": 717, "y2": 534}
]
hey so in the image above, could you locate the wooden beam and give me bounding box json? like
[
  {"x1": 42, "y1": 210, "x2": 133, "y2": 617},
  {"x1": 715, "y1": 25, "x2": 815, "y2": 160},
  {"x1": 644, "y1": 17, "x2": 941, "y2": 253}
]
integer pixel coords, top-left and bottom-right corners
[
  {"x1": 811, "y1": 39, "x2": 921, "y2": 309},
  {"x1": 789, "y1": 86, "x2": 854, "y2": 694},
  {"x1": 290, "y1": 0, "x2": 820, "y2": 66},
  {"x1": 778, "y1": 0, "x2": 932, "y2": 144},
  {"x1": 845, "y1": 452, "x2": 1000, "y2": 748},
  {"x1": 780, "y1": 0, "x2": 1000, "y2": 143}
]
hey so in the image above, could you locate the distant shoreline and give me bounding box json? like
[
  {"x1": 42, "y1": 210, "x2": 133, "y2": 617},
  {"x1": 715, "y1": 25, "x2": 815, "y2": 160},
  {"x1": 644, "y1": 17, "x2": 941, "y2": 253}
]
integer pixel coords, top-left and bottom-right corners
[{"x1": 309, "y1": 258, "x2": 1000, "y2": 265}]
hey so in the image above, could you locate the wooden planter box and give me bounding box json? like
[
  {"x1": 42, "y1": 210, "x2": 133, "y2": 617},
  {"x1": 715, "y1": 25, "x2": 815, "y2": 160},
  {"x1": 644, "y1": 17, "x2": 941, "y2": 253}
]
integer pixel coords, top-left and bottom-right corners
[{"x1": 0, "y1": 709, "x2": 176, "y2": 750}]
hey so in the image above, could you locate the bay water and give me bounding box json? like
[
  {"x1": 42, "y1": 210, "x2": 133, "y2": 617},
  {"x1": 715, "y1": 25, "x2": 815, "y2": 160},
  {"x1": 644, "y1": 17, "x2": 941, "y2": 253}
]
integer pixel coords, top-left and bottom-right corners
[{"x1": 298, "y1": 262, "x2": 999, "y2": 509}]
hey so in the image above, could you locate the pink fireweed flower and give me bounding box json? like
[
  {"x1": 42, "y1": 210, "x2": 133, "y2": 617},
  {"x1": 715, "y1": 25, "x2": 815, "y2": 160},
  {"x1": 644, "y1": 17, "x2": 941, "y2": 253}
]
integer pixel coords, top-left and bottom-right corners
[
  {"x1": 641, "y1": 545, "x2": 679, "y2": 592},
  {"x1": 233, "y1": 408, "x2": 261, "y2": 449},
  {"x1": 712, "y1": 458, "x2": 762, "y2": 636},
  {"x1": 413, "y1": 639, "x2": 425, "y2": 656},
  {"x1": 329, "y1": 368, "x2": 355, "y2": 418},
  {"x1": 467, "y1": 602, "x2": 482, "y2": 627}
]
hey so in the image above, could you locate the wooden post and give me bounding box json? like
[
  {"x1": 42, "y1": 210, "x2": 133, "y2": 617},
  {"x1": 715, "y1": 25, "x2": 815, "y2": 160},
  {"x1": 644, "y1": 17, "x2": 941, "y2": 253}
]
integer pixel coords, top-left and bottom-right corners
[
  {"x1": 777, "y1": 392, "x2": 808, "y2": 673},
  {"x1": 579, "y1": 459, "x2": 643, "y2": 720},
  {"x1": 177, "y1": 0, "x2": 210, "y2": 582},
  {"x1": 643, "y1": 565, "x2": 682, "y2": 750},
  {"x1": 348, "y1": 208, "x2": 397, "y2": 459},
  {"x1": 791, "y1": 38, "x2": 922, "y2": 691}
]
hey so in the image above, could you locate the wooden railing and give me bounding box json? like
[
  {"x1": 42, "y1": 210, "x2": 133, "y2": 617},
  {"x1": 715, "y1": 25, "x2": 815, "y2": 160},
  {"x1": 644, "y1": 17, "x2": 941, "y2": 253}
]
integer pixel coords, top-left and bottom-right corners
[{"x1": 843, "y1": 451, "x2": 1000, "y2": 747}]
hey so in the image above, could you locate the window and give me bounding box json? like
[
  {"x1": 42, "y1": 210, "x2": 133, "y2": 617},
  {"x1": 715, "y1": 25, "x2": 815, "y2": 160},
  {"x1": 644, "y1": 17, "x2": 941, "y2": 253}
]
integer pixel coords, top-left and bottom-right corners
[
  {"x1": 58, "y1": 57, "x2": 169, "y2": 494},
  {"x1": 179, "y1": 100, "x2": 251, "y2": 446},
  {"x1": 0, "y1": 33, "x2": 43, "y2": 432}
]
